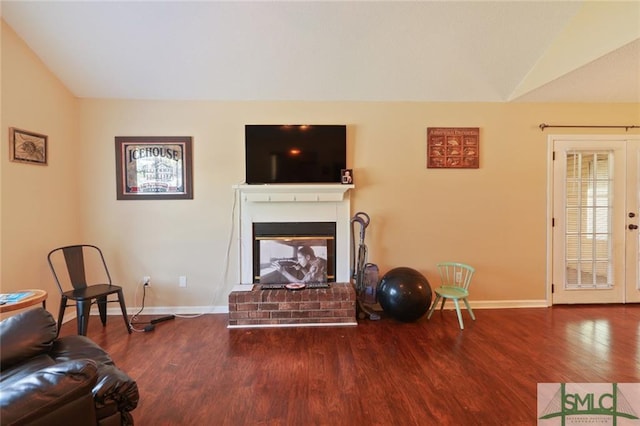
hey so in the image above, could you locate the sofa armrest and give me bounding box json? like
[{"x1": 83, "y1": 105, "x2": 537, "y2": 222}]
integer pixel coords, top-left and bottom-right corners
[
  {"x1": 52, "y1": 335, "x2": 138, "y2": 423},
  {"x1": 0, "y1": 360, "x2": 98, "y2": 426},
  {"x1": 0, "y1": 308, "x2": 57, "y2": 370},
  {"x1": 94, "y1": 364, "x2": 139, "y2": 417}
]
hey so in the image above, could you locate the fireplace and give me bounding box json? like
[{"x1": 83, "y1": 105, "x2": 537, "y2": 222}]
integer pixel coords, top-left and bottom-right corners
[
  {"x1": 234, "y1": 184, "x2": 353, "y2": 284},
  {"x1": 253, "y1": 222, "x2": 336, "y2": 283},
  {"x1": 229, "y1": 184, "x2": 356, "y2": 327}
]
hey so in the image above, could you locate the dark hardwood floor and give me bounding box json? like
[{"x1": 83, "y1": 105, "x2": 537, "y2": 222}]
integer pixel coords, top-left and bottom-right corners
[{"x1": 59, "y1": 305, "x2": 640, "y2": 425}]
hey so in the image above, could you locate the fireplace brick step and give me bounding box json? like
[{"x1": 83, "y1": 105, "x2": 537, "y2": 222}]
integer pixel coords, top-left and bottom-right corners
[{"x1": 228, "y1": 282, "x2": 357, "y2": 328}]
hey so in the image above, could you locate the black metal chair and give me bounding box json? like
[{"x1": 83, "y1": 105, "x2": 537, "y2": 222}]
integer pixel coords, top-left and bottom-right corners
[{"x1": 47, "y1": 244, "x2": 131, "y2": 336}]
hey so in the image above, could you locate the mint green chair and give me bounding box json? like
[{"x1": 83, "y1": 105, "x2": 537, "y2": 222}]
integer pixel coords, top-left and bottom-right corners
[{"x1": 427, "y1": 262, "x2": 476, "y2": 329}]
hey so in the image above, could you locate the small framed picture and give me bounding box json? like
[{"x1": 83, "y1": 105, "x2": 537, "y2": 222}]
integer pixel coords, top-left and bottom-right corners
[
  {"x1": 9, "y1": 128, "x2": 48, "y2": 165},
  {"x1": 341, "y1": 169, "x2": 353, "y2": 184}
]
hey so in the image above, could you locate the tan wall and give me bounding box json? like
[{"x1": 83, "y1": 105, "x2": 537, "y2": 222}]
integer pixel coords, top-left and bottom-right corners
[
  {"x1": 1, "y1": 20, "x2": 80, "y2": 317},
  {"x1": 78, "y1": 101, "x2": 639, "y2": 308},
  {"x1": 3, "y1": 19, "x2": 639, "y2": 313}
]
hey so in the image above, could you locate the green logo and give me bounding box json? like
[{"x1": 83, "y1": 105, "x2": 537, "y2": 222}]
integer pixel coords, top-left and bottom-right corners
[{"x1": 539, "y1": 383, "x2": 639, "y2": 425}]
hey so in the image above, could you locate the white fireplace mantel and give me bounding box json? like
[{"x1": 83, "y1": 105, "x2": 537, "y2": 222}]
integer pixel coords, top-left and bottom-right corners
[
  {"x1": 234, "y1": 184, "x2": 355, "y2": 284},
  {"x1": 233, "y1": 184, "x2": 354, "y2": 203}
]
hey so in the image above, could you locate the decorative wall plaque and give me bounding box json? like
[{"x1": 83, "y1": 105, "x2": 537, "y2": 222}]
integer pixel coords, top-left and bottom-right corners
[{"x1": 427, "y1": 127, "x2": 479, "y2": 169}]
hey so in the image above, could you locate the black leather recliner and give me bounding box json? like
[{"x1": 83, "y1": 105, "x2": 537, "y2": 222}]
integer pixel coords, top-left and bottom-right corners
[{"x1": 0, "y1": 308, "x2": 139, "y2": 425}]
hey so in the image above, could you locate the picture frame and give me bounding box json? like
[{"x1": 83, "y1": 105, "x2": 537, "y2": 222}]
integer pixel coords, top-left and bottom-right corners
[
  {"x1": 115, "y1": 136, "x2": 193, "y2": 200},
  {"x1": 427, "y1": 127, "x2": 479, "y2": 169},
  {"x1": 341, "y1": 168, "x2": 354, "y2": 184},
  {"x1": 9, "y1": 128, "x2": 48, "y2": 165}
]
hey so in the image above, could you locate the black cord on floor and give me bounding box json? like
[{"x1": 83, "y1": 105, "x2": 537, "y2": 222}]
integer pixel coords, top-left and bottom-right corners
[{"x1": 129, "y1": 284, "x2": 152, "y2": 332}]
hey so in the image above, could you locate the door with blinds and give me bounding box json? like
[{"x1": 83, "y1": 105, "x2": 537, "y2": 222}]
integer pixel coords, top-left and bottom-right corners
[{"x1": 551, "y1": 137, "x2": 640, "y2": 304}]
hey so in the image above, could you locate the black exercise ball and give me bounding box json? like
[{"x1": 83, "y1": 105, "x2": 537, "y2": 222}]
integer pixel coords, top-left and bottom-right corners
[{"x1": 377, "y1": 267, "x2": 432, "y2": 322}]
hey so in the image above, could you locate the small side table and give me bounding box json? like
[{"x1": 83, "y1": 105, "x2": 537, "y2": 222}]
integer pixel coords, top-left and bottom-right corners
[{"x1": 0, "y1": 289, "x2": 48, "y2": 314}]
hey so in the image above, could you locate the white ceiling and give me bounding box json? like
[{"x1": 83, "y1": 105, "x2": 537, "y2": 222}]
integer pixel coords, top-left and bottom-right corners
[{"x1": 2, "y1": 1, "x2": 639, "y2": 103}]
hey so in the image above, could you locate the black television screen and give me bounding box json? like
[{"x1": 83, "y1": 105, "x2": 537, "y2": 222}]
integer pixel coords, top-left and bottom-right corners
[{"x1": 245, "y1": 125, "x2": 346, "y2": 184}]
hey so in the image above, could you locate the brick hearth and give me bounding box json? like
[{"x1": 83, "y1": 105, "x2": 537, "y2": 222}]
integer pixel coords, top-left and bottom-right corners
[{"x1": 228, "y1": 283, "x2": 357, "y2": 328}]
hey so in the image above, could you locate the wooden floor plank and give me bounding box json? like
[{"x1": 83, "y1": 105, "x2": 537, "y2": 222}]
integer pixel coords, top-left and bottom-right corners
[{"x1": 59, "y1": 305, "x2": 640, "y2": 425}]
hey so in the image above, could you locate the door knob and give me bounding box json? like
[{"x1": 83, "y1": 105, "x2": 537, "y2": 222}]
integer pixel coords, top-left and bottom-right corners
[
  {"x1": 630, "y1": 212, "x2": 637, "y2": 218},
  {"x1": 629, "y1": 224, "x2": 639, "y2": 230}
]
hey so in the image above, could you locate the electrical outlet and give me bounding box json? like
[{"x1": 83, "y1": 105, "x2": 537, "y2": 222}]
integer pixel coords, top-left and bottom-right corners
[
  {"x1": 455, "y1": 271, "x2": 462, "y2": 283},
  {"x1": 179, "y1": 276, "x2": 187, "y2": 288},
  {"x1": 143, "y1": 276, "x2": 151, "y2": 286}
]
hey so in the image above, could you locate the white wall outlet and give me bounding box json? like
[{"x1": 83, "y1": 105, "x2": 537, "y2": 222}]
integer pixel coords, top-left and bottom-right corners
[
  {"x1": 179, "y1": 276, "x2": 187, "y2": 288},
  {"x1": 455, "y1": 271, "x2": 462, "y2": 283},
  {"x1": 143, "y1": 276, "x2": 151, "y2": 286}
]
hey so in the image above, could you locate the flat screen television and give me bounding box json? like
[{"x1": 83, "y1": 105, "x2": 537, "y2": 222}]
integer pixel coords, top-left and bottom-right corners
[{"x1": 245, "y1": 125, "x2": 346, "y2": 184}]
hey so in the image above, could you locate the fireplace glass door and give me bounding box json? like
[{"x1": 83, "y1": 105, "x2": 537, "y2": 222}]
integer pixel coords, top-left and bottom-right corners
[{"x1": 253, "y1": 222, "x2": 336, "y2": 283}]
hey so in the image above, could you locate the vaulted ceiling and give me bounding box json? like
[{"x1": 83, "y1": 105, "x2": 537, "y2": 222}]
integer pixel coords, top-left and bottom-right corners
[{"x1": 2, "y1": 1, "x2": 639, "y2": 103}]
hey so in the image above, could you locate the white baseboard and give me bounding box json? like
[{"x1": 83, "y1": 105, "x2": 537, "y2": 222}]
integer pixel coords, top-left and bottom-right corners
[
  {"x1": 125, "y1": 306, "x2": 229, "y2": 315},
  {"x1": 126, "y1": 299, "x2": 549, "y2": 315},
  {"x1": 61, "y1": 300, "x2": 549, "y2": 324},
  {"x1": 61, "y1": 306, "x2": 228, "y2": 324},
  {"x1": 467, "y1": 299, "x2": 549, "y2": 309}
]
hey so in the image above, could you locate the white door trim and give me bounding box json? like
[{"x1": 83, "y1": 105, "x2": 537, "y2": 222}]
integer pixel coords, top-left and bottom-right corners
[{"x1": 546, "y1": 134, "x2": 640, "y2": 306}]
